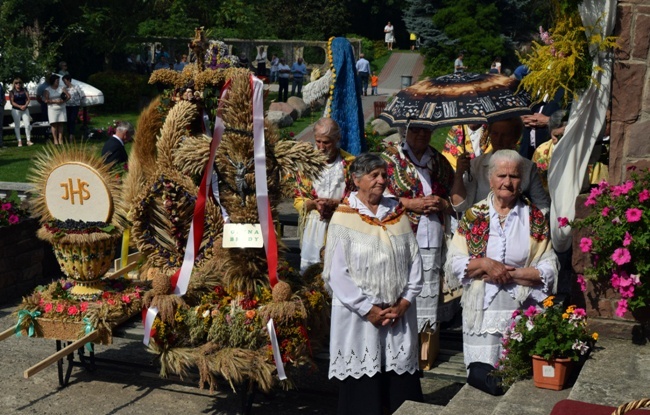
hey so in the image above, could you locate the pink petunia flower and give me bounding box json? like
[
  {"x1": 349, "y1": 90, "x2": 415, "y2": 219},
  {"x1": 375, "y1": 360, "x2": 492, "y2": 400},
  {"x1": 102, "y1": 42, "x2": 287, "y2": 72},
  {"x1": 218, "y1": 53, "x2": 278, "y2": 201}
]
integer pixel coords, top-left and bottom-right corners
[
  {"x1": 580, "y1": 237, "x2": 593, "y2": 253},
  {"x1": 625, "y1": 208, "x2": 642, "y2": 223},
  {"x1": 573, "y1": 308, "x2": 586, "y2": 318},
  {"x1": 8, "y1": 214, "x2": 19, "y2": 224},
  {"x1": 584, "y1": 196, "x2": 597, "y2": 207},
  {"x1": 524, "y1": 305, "x2": 538, "y2": 318},
  {"x1": 557, "y1": 217, "x2": 569, "y2": 227},
  {"x1": 612, "y1": 248, "x2": 631, "y2": 266},
  {"x1": 601, "y1": 207, "x2": 611, "y2": 217},
  {"x1": 639, "y1": 189, "x2": 650, "y2": 203},
  {"x1": 623, "y1": 232, "x2": 633, "y2": 247},
  {"x1": 576, "y1": 274, "x2": 587, "y2": 292},
  {"x1": 1, "y1": 202, "x2": 11, "y2": 211},
  {"x1": 611, "y1": 272, "x2": 621, "y2": 289},
  {"x1": 615, "y1": 299, "x2": 628, "y2": 317}
]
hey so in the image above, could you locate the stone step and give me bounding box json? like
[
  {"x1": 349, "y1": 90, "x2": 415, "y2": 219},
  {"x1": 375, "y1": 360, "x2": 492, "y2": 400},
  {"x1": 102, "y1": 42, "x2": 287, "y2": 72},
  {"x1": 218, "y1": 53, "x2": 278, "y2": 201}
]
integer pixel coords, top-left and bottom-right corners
[
  {"x1": 423, "y1": 348, "x2": 466, "y2": 383},
  {"x1": 568, "y1": 337, "x2": 650, "y2": 408},
  {"x1": 439, "y1": 383, "x2": 502, "y2": 415},
  {"x1": 491, "y1": 379, "x2": 570, "y2": 415},
  {"x1": 394, "y1": 400, "x2": 445, "y2": 415}
]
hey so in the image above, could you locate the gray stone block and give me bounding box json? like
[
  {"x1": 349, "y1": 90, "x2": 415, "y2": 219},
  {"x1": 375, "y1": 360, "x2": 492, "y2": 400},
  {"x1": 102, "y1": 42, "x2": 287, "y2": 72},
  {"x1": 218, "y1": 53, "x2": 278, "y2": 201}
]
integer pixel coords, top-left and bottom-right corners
[
  {"x1": 269, "y1": 102, "x2": 299, "y2": 120},
  {"x1": 267, "y1": 111, "x2": 293, "y2": 128},
  {"x1": 372, "y1": 118, "x2": 397, "y2": 136},
  {"x1": 568, "y1": 337, "x2": 650, "y2": 407},
  {"x1": 491, "y1": 380, "x2": 570, "y2": 415},
  {"x1": 440, "y1": 384, "x2": 502, "y2": 415},
  {"x1": 394, "y1": 400, "x2": 443, "y2": 415},
  {"x1": 287, "y1": 96, "x2": 310, "y2": 118}
]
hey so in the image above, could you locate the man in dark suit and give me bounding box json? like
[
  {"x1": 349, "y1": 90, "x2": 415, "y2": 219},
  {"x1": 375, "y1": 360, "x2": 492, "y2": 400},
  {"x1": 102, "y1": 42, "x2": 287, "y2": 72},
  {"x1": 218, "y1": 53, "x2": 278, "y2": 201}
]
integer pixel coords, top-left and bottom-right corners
[{"x1": 101, "y1": 121, "x2": 133, "y2": 166}]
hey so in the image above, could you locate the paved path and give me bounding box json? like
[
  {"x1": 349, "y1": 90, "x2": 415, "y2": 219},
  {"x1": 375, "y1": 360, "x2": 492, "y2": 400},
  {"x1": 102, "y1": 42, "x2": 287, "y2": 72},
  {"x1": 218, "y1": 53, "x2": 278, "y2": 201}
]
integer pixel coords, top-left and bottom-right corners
[{"x1": 295, "y1": 52, "x2": 425, "y2": 145}]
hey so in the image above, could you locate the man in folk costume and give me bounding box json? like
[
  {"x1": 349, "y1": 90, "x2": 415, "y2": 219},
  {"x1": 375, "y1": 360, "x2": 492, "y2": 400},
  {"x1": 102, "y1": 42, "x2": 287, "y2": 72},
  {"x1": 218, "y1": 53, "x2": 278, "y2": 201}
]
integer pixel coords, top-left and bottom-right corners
[
  {"x1": 293, "y1": 118, "x2": 355, "y2": 273},
  {"x1": 442, "y1": 124, "x2": 492, "y2": 171},
  {"x1": 381, "y1": 126, "x2": 456, "y2": 370}
]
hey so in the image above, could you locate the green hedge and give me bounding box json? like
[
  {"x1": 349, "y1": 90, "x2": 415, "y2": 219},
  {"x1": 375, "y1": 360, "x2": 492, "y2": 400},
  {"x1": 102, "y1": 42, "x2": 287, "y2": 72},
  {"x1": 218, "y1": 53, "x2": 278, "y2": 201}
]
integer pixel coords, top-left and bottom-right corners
[{"x1": 87, "y1": 71, "x2": 156, "y2": 113}]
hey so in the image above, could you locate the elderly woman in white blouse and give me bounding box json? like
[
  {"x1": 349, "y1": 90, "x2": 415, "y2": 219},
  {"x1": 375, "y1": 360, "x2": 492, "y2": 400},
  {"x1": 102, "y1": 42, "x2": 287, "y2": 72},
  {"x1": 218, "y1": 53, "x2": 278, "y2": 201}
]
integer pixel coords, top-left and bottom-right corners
[
  {"x1": 323, "y1": 153, "x2": 423, "y2": 415},
  {"x1": 445, "y1": 150, "x2": 558, "y2": 369}
]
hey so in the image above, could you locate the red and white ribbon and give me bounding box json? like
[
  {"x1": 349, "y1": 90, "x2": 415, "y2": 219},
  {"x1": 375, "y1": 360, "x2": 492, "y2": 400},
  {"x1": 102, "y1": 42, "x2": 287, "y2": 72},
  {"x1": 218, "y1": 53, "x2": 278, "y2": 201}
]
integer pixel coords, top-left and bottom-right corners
[
  {"x1": 251, "y1": 75, "x2": 279, "y2": 287},
  {"x1": 143, "y1": 84, "x2": 230, "y2": 345}
]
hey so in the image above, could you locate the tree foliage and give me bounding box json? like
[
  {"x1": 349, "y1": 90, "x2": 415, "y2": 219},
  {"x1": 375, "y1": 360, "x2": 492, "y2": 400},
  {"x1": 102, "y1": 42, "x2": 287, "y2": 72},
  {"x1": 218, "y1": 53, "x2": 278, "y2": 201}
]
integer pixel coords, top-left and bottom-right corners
[
  {"x1": 423, "y1": 0, "x2": 507, "y2": 76},
  {"x1": 0, "y1": 0, "x2": 64, "y2": 83}
]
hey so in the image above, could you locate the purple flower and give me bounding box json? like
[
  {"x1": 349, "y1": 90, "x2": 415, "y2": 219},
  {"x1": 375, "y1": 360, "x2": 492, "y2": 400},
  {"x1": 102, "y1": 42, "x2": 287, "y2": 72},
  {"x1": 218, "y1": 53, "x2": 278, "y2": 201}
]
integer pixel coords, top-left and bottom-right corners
[
  {"x1": 625, "y1": 208, "x2": 642, "y2": 223},
  {"x1": 579, "y1": 237, "x2": 593, "y2": 253},
  {"x1": 611, "y1": 248, "x2": 631, "y2": 266}
]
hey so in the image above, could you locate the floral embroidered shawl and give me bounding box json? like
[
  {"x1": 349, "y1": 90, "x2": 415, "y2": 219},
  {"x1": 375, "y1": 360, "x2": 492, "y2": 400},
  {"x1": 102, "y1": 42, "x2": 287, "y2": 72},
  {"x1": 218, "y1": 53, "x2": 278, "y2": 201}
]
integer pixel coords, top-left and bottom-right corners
[{"x1": 381, "y1": 143, "x2": 455, "y2": 231}]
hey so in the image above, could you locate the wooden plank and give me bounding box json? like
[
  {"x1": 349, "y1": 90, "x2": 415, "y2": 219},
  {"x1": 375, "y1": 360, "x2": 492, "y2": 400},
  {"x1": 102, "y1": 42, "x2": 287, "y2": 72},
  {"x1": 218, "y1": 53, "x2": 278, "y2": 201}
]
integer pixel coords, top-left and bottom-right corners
[
  {"x1": 23, "y1": 330, "x2": 99, "y2": 379},
  {"x1": 106, "y1": 260, "x2": 138, "y2": 280},
  {"x1": 0, "y1": 327, "x2": 15, "y2": 342}
]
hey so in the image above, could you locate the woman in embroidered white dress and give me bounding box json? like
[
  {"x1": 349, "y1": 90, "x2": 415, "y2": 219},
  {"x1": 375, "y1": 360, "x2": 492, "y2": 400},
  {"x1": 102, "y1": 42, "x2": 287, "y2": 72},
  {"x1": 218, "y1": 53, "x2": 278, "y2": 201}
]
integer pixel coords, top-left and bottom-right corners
[
  {"x1": 293, "y1": 118, "x2": 354, "y2": 273},
  {"x1": 323, "y1": 153, "x2": 423, "y2": 415},
  {"x1": 445, "y1": 150, "x2": 558, "y2": 369}
]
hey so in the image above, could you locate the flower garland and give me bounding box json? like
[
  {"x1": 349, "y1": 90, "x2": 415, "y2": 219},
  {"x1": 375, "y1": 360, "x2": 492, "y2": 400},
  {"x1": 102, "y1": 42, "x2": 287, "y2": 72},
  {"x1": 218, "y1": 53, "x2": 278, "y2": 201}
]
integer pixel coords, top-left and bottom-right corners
[{"x1": 16, "y1": 278, "x2": 145, "y2": 325}]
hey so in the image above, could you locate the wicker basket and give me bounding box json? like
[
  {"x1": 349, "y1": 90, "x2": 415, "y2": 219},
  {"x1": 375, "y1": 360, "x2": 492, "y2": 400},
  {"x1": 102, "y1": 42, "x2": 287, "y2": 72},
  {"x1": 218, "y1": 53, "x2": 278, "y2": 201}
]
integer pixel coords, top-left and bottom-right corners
[{"x1": 612, "y1": 399, "x2": 650, "y2": 415}]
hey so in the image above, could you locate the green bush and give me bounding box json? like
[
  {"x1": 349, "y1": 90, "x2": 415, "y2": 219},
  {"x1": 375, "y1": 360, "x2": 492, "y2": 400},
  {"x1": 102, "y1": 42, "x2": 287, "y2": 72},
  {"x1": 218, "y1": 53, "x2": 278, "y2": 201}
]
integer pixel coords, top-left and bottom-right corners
[{"x1": 87, "y1": 71, "x2": 156, "y2": 113}]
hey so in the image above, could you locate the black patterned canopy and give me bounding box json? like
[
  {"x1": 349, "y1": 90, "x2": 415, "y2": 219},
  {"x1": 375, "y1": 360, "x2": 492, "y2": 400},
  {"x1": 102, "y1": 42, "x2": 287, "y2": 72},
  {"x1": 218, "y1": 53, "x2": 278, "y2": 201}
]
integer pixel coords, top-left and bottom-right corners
[{"x1": 379, "y1": 72, "x2": 533, "y2": 129}]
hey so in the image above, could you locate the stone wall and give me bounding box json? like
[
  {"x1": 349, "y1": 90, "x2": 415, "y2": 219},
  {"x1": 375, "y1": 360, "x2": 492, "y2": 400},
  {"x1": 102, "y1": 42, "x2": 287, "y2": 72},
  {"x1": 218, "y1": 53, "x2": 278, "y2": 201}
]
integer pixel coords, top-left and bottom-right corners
[
  {"x1": 609, "y1": 0, "x2": 650, "y2": 183},
  {"x1": 0, "y1": 219, "x2": 60, "y2": 305}
]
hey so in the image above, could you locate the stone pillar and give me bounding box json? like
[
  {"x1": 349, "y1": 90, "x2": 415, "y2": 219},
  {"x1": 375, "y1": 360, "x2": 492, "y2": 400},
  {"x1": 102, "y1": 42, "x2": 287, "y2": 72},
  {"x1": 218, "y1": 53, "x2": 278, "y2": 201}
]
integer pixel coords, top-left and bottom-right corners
[{"x1": 609, "y1": 1, "x2": 650, "y2": 183}]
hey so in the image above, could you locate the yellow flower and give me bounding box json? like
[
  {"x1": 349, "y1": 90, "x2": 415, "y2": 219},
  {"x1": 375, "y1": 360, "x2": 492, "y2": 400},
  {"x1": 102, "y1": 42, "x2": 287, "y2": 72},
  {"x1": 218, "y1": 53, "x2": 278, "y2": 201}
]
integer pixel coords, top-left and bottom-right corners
[
  {"x1": 562, "y1": 313, "x2": 569, "y2": 319},
  {"x1": 542, "y1": 296, "x2": 555, "y2": 308},
  {"x1": 592, "y1": 332, "x2": 599, "y2": 341},
  {"x1": 566, "y1": 305, "x2": 576, "y2": 314}
]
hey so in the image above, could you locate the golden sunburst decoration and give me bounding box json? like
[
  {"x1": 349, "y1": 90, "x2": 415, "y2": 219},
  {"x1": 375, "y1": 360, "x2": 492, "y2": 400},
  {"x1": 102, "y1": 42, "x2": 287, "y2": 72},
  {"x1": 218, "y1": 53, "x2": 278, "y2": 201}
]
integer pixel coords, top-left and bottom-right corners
[{"x1": 27, "y1": 143, "x2": 122, "y2": 226}]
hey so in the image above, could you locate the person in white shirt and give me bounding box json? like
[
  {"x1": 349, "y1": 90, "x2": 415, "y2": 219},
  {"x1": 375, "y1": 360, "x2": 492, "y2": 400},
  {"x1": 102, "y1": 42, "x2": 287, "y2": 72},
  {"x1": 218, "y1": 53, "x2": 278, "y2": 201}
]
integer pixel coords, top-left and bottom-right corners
[{"x1": 323, "y1": 153, "x2": 423, "y2": 414}]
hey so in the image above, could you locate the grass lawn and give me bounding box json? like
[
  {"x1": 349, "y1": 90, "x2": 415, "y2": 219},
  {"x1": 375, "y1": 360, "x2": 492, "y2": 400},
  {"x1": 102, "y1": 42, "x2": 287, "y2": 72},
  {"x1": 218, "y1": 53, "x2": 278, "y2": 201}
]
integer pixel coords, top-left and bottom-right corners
[{"x1": 0, "y1": 110, "x2": 140, "y2": 183}]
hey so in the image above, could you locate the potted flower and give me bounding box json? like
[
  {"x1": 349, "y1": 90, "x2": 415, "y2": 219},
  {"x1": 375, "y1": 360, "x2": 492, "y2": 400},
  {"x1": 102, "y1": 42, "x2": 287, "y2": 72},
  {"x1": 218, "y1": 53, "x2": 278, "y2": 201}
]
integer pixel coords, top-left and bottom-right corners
[
  {"x1": 568, "y1": 168, "x2": 650, "y2": 318},
  {"x1": 498, "y1": 296, "x2": 598, "y2": 390}
]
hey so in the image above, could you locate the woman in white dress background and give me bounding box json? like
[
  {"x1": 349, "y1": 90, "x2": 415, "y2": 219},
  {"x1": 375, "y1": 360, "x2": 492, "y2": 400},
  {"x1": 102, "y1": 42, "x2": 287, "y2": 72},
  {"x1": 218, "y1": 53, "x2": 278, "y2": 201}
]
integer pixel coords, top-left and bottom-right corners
[
  {"x1": 44, "y1": 74, "x2": 69, "y2": 145},
  {"x1": 384, "y1": 21, "x2": 395, "y2": 50}
]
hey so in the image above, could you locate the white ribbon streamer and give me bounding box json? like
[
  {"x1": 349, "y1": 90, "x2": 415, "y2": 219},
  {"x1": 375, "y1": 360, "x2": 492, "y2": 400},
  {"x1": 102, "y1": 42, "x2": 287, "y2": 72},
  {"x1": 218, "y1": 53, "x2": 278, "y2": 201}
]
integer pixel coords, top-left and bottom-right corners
[
  {"x1": 142, "y1": 306, "x2": 159, "y2": 345},
  {"x1": 266, "y1": 318, "x2": 287, "y2": 380}
]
